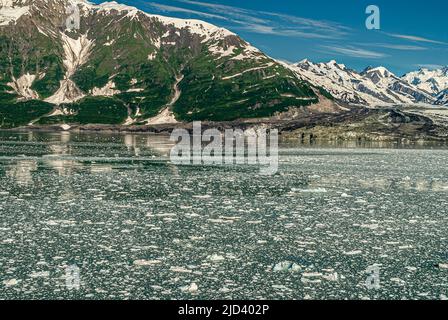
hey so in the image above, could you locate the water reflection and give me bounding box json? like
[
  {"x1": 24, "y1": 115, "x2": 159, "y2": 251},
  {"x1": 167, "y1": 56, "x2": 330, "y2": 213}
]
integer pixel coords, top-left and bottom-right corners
[
  {"x1": 43, "y1": 132, "x2": 78, "y2": 177},
  {"x1": 6, "y1": 159, "x2": 38, "y2": 186},
  {"x1": 1, "y1": 131, "x2": 448, "y2": 192},
  {"x1": 292, "y1": 138, "x2": 448, "y2": 150},
  {"x1": 1, "y1": 131, "x2": 176, "y2": 185}
]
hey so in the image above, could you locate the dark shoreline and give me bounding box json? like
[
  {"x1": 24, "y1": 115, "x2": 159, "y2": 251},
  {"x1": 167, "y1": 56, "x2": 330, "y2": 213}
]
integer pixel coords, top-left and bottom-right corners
[{"x1": 2, "y1": 108, "x2": 448, "y2": 143}]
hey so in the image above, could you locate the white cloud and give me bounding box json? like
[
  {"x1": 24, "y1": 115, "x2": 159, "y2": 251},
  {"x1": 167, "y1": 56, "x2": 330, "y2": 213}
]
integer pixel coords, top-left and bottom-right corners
[
  {"x1": 371, "y1": 43, "x2": 427, "y2": 51},
  {"x1": 176, "y1": 0, "x2": 269, "y2": 25},
  {"x1": 416, "y1": 64, "x2": 444, "y2": 70},
  {"x1": 147, "y1": 3, "x2": 230, "y2": 20},
  {"x1": 147, "y1": 0, "x2": 349, "y2": 39},
  {"x1": 321, "y1": 45, "x2": 387, "y2": 58},
  {"x1": 239, "y1": 24, "x2": 343, "y2": 39},
  {"x1": 387, "y1": 33, "x2": 447, "y2": 45}
]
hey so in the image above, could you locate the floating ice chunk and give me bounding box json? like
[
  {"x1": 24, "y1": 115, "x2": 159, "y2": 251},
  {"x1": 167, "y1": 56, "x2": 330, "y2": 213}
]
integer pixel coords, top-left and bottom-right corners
[
  {"x1": 296, "y1": 188, "x2": 327, "y2": 193},
  {"x1": 170, "y1": 266, "x2": 192, "y2": 273},
  {"x1": 272, "y1": 284, "x2": 290, "y2": 291},
  {"x1": 208, "y1": 254, "x2": 225, "y2": 262},
  {"x1": 301, "y1": 278, "x2": 321, "y2": 284},
  {"x1": 133, "y1": 259, "x2": 161, "y2": 266},
  {"x1": 302, "y1": 272, "x2": 322, "y2": 278},
  {"x1": 360, "y1": 224, "x2": 379, "y2": 230},
  {"x1": 150, "y1": 285, "x2": 163, "y2": 290},
  {"x1": 181, "y1": 282, "x2": 198, "y2": 293},
  {"x1": 30, "y1": 271, "x2": 50, "y2": 278},
  {"x1": 344, "y1": 250, "x2": 362, "y2": 256},
  {"x1": 192, "y1": 195, "x2": 212, "y2": 199},
  {"x1": 405, "y1": 266, "x2": 417, "y2": 272},
  {"x1": 3, "y1": 279, "x2": 19, "y2": 287},
  {"x1": 290, "y1": 264, "x2": 302, "y2": 272},
  {"x1": 273, "y1": 261, "x2": 301, "y2": 272},
  {"x1": 322, "y1": 272, "x2": 339, "y2": 282},
  {"x1": 438, "y1": 263, "x2": 448, "y2": 270},
  {"x1": 391, "y1": 278, "x2": 406, "y2": 285},
  {"x1": 273, "y1": 261, "x2": 291, "y2": 272}
]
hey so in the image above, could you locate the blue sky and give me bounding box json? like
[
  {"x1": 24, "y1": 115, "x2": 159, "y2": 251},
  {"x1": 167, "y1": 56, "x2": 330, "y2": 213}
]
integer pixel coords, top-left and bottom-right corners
[{"x1": 95, "y1": 0, "x2": 448, "y2": 75}]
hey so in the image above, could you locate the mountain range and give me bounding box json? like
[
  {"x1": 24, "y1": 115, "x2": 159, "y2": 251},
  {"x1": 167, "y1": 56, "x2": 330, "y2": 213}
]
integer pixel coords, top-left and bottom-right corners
[
  {"x1": 289, "y1": 60, "x2": 448, "y2": 106},
  {"x1": 0, "y1": 0, "x2": 447, "y2": 132}
]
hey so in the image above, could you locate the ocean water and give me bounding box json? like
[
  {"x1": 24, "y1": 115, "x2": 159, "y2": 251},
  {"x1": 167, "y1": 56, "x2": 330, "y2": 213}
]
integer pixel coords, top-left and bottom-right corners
[{"x1": 0, "y1": 131, "x2": 447, "y2": 300}]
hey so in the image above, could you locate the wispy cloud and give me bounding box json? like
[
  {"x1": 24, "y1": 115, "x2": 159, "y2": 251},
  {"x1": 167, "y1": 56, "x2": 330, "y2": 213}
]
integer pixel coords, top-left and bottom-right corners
[
  {"x1": 369, "y1": 43, "x2": 427, "y2": 51},
  {"x1": 238, "y1": 24, "x2": 344, "y2": 39},
  {"x1": 321, "y1": 45, "x2": 387, "y2": 59},
  {"x1": 387, "y1": 33, "x2": 447, "y2": 45},
  {"x1": 147, "y1": 3, "x2": 229, "y2": 21},
  {"x1": 260, "y1": 11, "x2": 351, "y2": 34},
  {"x1": 146, "y1": 0, "x2": 349, "y2": 39},
  {"x1": 415, "y1": 64, "x2": 444, "y2": 70},
  {"x1": 176, "y1": 0, "x2": 268, "y2": 25}
]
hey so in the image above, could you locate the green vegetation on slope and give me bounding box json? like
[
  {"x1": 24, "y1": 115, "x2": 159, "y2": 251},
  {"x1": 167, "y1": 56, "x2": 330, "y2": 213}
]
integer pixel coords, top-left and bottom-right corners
[
  {"x1": 36, "y1": 97, "x2": 128, "y2": 125},
  {"x1": 173, "y1": 48, "x2": 318, "y2": 121},
  {"x1": 0, "y1": 84, "x2": 53, "y2": 128}
]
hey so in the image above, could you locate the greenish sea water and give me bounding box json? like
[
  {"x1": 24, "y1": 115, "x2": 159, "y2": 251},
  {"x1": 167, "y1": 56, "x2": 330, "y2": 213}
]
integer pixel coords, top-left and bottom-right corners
[{"x1": 0, "y1": 131, "x2": 447, "y2": 300}]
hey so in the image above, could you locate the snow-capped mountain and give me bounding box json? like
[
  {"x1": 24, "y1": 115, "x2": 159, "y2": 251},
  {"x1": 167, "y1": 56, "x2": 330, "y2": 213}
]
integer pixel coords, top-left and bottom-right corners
[
  {"x1": 402, "y1": 67, "x2": 448, "y2": 96},
  {"x1": 361, "y1": 66, "x2": 435, "y2": 104},
  {"x1": 436, "y1": 89, "x2": 448, "y2": 105},
  {"x1": 289, "y1": 60, "x2": 438, "y2": 106},
  {"x1": 0, "y1": 0, "x2": 319, "y2": 128}
]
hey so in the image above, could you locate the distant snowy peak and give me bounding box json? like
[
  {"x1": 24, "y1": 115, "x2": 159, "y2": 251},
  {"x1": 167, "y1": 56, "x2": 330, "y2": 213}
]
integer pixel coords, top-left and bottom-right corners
[
  {"x1": 362, "y1": 66, "x2": 397, "y2": 81},
  {"x1": 402, "y1": 67, "x2": 448, "y2": 96},
  {"x1": 436, "y1": 89, "x2": 448, "y2": 105},
  {"x1": 290, "y1": 59, "x2": 437, "y2": 106},
  {"x1": 292, "y1": 60, "x2": 384, "y2": 105}
]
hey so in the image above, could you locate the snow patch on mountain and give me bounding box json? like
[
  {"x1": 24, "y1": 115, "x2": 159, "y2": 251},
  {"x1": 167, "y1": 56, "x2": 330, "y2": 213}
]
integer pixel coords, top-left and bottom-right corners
[
  {"x1": 45, "y1": 33, "x2": 94, "y2": 104},
  {"x1": 145, "y1": 75, "x2": 183, "y2": 125},
  {"x1": 209, "y1": 44, "x2": 236, "y2": 58},
  {"x1": 91, "y1": 81, "x2": 120, "y2": 96},
  {"x1": 222, "y1": 62, "x2": 275, "y2": 80},
  {"x1": 45, "y1": 79, "x2": 85, "y2": 105},
  {"x1": 154, "y1": 15, "x2": 235, "y2": 42},
  {"x1": 60, "y1": 33, "x2": 94, "y2": 77},
  {"x1": 0, "y1": 0, "x2": 30, "y2": 26},
  {"x1": 7, "y1": 73, "x2": 39, "y2": 100}
]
